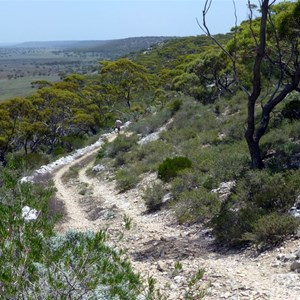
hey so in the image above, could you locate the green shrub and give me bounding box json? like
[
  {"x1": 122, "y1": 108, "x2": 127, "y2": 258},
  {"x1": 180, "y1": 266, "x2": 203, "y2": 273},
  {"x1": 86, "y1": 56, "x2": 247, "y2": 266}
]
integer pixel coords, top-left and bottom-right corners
[
  {"x1": 236, "y1": 170, "x2": 300, "y2": 212},
  {"x1": 7, "y1": 152, "x2": 50, "y2": 172},
  {"x1": 282, "y1": 100, "x2": 300, "y2": 120},
  {"x1": 62, "y1": 165, "x2": 79, "y2": 183},
  {"x1": 289, "y1": 121, "x2": 300, "y2": 140},
  {"x1": 35, "y1": 231, "x2": 141, "y2": 299},
  {"x1": 62, "y1": 135, "x2": 86, "y2": 152},
  {"x1": 174, "y1": 188, "x2": 220, "y2": 224},
  {"x1": 142, "y1": 182, "x2": 165, "y2": 212},
  {"x1": 0, "y1": 172, "x2": 56, "y2": 297},
  {"x1": 134, "y1": 140, "x2": 174, "y2": 172},
  {"x1": 167, "y1": 98, "x2": 183, "y2": 114},
  {"x1": 106, "y1": 134, "x2": 138, "y2": 158},
  {"x1": 211, "y1": 203, "x2": 261, "y2": 247},
  {"x1": 160, "y1": 127, "x2": 198, "y2": 146},
  {"x1": 211, "y1": 169, "x2": 300, "y2": 247},
  {"x1": 52, "y1": 145, "x2": 65, "y2": 156},
  {"x1": 182, "y1": 141, "x2": 248, "y2": 182},
  {"x1": 158, "y1": 156, "x2": 192, "y2": 182},
  {"x1": 243, "y1": 213, "x2": 300, "y2": 248},
  {"x1": 29, "y1": 230, "x2": 143, "y2": 299},
  {"x1": 115, "y1": 167, "x2": 141, "y2": 192},
  {"x1": 222, "y1": 119, "x2": 245, "y2": 142},
  {"x1": 96, "y1": 145, "x2": 107, "y2": 160},
  {"x1": 224, "y1": 90, "x2": 248, "y2": 113},
  {"x1": 261, "y1": 123, "x2": 300, "y2": 171},
  {"x1": 170, "y1": 101, "x2": 217, "y2": 132},
  {"x1": 198, "y1": 129, "x2": 220, "y2": 145},
  {"x1": 171, "y1": 168, "x2": 217, "y2": 197},
  {"x1": 210, "y1": 148, "x2": 249, "y2": 181},
  {"x1": 0, "y1": 172, "x2": 147, "y2": 299}
]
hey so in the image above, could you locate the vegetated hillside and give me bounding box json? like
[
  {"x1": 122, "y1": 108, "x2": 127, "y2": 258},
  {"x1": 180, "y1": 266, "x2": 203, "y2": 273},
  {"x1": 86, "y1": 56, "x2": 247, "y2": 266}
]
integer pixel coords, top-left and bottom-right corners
[
  {"x1": 70, "y1": 36, "x2": 176, "y2": 56},
  {"x1": 131, "y1": 34, "x2": 232, "y2": 70},
  {"x1": 1, "y1": 1, "x2": 300, "y2": 297},
  {"x1": 12, "y1": 36, "x2": 175, "y2": 59}
]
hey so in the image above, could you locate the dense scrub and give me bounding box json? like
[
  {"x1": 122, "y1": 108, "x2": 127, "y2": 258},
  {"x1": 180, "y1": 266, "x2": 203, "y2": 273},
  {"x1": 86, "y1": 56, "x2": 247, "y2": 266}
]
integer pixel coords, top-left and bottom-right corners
[{"x1": 0, "y1": 170, "x2": 149, "y2": 298}]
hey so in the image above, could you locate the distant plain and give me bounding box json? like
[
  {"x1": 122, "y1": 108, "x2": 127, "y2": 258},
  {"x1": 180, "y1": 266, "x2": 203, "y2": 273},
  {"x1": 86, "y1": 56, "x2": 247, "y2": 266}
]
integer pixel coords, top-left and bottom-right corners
[{"x1": 0, "y1": 37, "x2": 171, "y2": 101}]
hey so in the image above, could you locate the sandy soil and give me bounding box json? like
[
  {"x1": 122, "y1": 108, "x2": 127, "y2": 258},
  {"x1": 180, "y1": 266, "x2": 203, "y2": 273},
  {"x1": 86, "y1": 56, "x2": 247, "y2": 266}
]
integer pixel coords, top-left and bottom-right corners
[{"x1": 52, "y1": 131, "x2": 300, "y2": 300}]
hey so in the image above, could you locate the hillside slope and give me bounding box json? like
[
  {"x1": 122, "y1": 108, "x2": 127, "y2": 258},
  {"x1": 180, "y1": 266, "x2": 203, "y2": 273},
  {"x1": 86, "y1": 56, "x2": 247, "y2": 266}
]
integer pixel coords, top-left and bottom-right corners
[{"x1": 31, "y1": 128, "x2": 300, "y2": 299}]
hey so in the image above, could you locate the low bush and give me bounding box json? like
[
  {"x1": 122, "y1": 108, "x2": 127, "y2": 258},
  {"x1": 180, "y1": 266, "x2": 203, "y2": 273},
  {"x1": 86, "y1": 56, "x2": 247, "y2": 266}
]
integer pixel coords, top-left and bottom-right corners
[
  {"x1": 171, "y1": 168, "x2": 218, "y2": 197},
  {"x1": 115, "y1": 167, "x2": 141, "y2": 192},
  {"x1": 211, "y1": 169, "x2": 300, "y2": 247},
  {"x1": 0, "y1": 172, "x2": 56, "y2": 297},
  {"x1": 110, "y1": 140, "x2": 174, "y2": 190},
  {"x1": 142, "y1": 182, "x2": 165, "y2": 212},
  {"x1": 222, "y1": 119, "x2": 245, "y2": 142},
  {"x1": 170, "y1": 101, "x2": 217, "y2": 133},
  {"x1": 31, "y1": 230, "x2": 143, "y2": 299},
  {"x1": 173, "y1": 188, "x2": 220, "y2": 224},
  {"x1": 7, "y1": 152, "x2": 50, "y2": 172},
  {"x1": 182, "y1": 141, "x2": 249, "y2": 182},
  {"x1": 106, "y1": 134, "x2": 138, "y2": 158},
  {"x1": 261, "y1": 124, "x2": 300, "y2": 171},
  {"x1": 282, "y1": 100, "x2": 300, "y2": 120},
  {"x1": 0, "y1": 171, "x2": 148, "y2": 299},
  {"x1": 167, "y1": 98, "x2": 183, "y2": 114},
  {"x1": 198, "y1": 129, "x2": 220, "y2": 145},
  {"x1": 96, "y1": 145, "x2": 107, "y2": 160},
  {"x1": 243, "y1": 213, "x2": 300, "y2": 248},
  {"x1": 289, "y1": 121, "x2": 300, "y2": 140},
  {"x1": 210, "y1": 148, "x2": 249, "y2": 181},
  {"x1": 158, "y1": 156, "x2": 192, "y2": 182},
  {"x1": 160, "y1": 127, "x2": 198, "y2": 146},
  {"x1": 62, "y1": 165, "x2": 79, "y2": 183},
  {"x1": 133, "y1": 140, "x2": 175, "y2": 172},
  {"x1": 61, "y1": 134, "x2": 86, "y2": 152},
  {"x1": 211, "y1": 203, "x2": 262, "y2": 247},
  {"x1": 235, "y1": 170, "x2": 300, "y2": 212}
]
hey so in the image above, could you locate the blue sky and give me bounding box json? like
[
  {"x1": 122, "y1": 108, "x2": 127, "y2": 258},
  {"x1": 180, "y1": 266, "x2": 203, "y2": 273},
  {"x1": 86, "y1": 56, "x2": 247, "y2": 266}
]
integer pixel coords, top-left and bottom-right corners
[{"x1": 0, "y1": 0, "x2": 260, "y2": 43}]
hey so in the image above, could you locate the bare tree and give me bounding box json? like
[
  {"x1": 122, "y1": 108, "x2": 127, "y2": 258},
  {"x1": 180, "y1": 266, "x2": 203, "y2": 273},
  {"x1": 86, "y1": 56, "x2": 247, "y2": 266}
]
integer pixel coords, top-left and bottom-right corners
[{"x1": 200, "y1": 0, "x2": 300, "y2": 169}]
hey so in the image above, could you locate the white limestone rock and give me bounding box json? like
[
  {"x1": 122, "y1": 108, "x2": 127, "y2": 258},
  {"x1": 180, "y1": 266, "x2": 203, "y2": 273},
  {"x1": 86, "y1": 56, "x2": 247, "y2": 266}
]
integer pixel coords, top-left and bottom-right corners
[{"x1": 22, "y1": 206, "x2": 39, "y2": 221}]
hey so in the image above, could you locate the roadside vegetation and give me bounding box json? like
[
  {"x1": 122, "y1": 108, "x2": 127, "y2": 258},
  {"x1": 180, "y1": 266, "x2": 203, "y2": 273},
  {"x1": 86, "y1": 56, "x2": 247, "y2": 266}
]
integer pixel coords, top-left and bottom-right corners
[{"x1": 0, "y1": 1, "x2": 300, "y2": 297}]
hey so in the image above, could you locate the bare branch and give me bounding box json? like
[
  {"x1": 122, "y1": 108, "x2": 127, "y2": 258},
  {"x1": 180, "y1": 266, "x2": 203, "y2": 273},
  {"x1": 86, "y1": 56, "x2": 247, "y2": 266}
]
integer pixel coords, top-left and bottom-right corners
[
  {"x1": 265, "y1": 6, "x2": 284, "y2": 103},
  {"x1": 197, "y1": 0, "x2": 250, "y2": 95},
  {"x1": 197, "y1": 0, "x2": 234, "y2": 61},
  {"x1": 248, "y1": 0, "x2": 259, "y2": 47},
  {"x1": 232, "y1": 0, "x2": 238, "y2": 83},
  {"x1": 196, "y1": 18, "x2": 234, "y2": 63}
]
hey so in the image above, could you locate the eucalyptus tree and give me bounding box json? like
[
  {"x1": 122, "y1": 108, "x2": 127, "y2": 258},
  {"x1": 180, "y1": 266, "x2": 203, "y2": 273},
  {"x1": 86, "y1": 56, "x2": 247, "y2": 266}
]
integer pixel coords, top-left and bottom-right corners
[
  {"x1": 35, "y1": 87, "x2": 83, "y2": 152},
  {"x1": 99, "y1": 58, "x2": 150, "y2": 109},
  {"x1": 172, "y1": 50, "x2": 233, "y2": 103},
  {"x1": 0, "y1": 98, "x2": 34, "y2": 165}
]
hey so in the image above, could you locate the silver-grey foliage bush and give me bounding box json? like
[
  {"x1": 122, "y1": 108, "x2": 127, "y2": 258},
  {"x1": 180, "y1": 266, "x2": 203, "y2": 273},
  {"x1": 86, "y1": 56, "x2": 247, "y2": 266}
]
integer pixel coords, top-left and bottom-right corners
[
  {"x1": 0, "y1": 172, "x2": 146, "y2": 299},
  {"x1": 14, "y1": 230, "x2": 144, "y2": 299}
]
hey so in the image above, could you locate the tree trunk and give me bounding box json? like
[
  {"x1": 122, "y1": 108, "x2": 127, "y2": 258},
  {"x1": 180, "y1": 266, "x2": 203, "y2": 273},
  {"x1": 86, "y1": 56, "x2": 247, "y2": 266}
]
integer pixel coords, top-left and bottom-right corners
[
  {"x1": 0, "y1": 151, "x2": 7, "y2": 167},
  {"x1": 245, "y1": 134, "x2": 264, "y2": 169},
  {"x1": 244, "y1": 0, "x2": 269, "y2": 170},
  {"x1": 126, "y1": 88, "x2": 131, "y2": 109}
]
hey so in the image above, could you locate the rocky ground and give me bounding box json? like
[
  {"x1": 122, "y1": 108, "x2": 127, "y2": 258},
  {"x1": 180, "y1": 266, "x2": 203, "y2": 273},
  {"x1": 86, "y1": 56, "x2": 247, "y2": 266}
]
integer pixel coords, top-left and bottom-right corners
[{"x1": 24, "y1": 128, "x2": 300, "y2": 299}]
